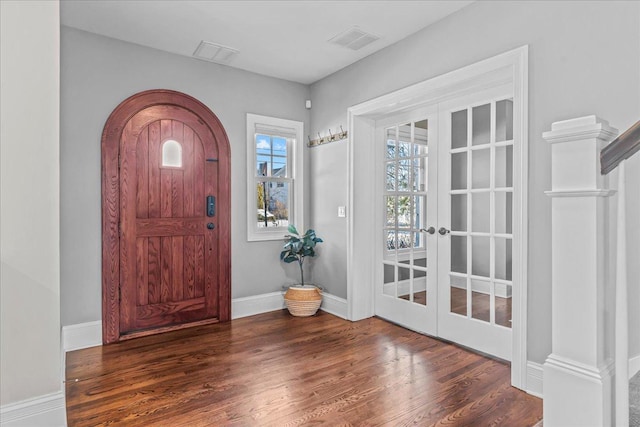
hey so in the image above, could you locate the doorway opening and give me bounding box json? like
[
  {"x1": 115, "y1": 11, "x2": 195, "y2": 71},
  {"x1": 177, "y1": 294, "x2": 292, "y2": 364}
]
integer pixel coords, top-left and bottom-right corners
[{"x1": 346, "y1": 46, "x2": 528, "y2": 388}]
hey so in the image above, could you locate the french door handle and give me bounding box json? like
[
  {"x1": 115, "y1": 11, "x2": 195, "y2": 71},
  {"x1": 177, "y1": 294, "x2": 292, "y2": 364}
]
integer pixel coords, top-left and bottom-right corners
[
  {"x1": 438, "y1": 227, "x2": 450, "y2": 235},
  {"x1": 420, "y1": 226, "x2": 436, "y2": 235}
]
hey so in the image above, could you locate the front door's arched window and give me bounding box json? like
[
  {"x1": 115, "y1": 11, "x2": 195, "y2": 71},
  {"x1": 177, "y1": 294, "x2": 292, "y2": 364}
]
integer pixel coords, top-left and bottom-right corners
[{"x1": 162, "y1": 139, "x2": 182, "y2": 167}]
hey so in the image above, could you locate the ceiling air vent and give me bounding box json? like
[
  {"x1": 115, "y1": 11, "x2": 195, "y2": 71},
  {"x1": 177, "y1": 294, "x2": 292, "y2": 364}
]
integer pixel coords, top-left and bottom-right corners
[
  {"x1": 329, "y1": 27, "x2": 379, "y2": 51},
  {"x1": 193, "y1": 41, "x2": 239, "y2": 64}
]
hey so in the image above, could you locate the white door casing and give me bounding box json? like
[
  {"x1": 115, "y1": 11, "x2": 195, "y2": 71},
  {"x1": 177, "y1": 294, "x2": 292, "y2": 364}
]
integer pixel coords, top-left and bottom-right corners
[{"x1": 347, "y1": 46, "x2": 528, "y2": 389}]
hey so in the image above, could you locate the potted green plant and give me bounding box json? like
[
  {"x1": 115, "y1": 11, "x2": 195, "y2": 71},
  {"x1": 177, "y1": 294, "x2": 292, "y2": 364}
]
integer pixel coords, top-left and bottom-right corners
[{"x1": 280, "y1": 225, "x2": 323, "y2": 316}]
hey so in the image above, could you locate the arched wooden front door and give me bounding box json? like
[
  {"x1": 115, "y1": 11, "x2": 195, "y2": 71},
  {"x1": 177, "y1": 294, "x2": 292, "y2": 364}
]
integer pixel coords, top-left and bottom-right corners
[{"x1": 102, "y1": 90, "x2": 231, "y2": 344}]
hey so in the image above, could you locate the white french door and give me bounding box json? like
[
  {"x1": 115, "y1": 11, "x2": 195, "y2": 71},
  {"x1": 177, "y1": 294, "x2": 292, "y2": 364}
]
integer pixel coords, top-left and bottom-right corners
[
  {"x1": 375, "y1": 84, "x2": 518, "y2": 361},
  {"x1": 374, "y1": 106, "x2": 438, "y2": 335}
]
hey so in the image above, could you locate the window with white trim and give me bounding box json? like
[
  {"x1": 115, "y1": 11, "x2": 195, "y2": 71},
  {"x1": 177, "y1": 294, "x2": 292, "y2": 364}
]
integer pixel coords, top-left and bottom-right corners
[{"x1": 246, "y1": 114, "x2": 304, "y2": 241}]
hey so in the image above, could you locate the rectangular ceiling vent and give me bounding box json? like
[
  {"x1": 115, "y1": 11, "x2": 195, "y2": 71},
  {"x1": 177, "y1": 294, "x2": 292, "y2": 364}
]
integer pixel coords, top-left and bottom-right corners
[
  {"x1": 193, "y1": 41, "x2": 239, "y2": 64},
  {"x1": 329, "y1": 27, "x2": 379, "y2": 51}
]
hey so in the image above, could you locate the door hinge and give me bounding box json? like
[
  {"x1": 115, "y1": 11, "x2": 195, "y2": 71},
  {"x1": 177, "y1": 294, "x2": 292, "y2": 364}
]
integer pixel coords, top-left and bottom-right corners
[
  {"x1": 118, "y1": 286, "x2": 121, "y2": 302},
  {"x1": 118, "y1": 153, "x2": 121, "y2": 170}
]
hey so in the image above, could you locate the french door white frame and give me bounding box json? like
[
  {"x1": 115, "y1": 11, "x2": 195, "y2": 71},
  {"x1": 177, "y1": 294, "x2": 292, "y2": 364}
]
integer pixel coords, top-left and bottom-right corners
[{"x1": 346, "y1": 46, "x2": 528, "y2": 389}]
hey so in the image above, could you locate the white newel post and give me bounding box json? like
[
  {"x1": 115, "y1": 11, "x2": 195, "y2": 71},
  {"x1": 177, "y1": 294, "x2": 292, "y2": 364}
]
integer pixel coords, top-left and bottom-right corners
[{"x1": 542, "y1": 116, "x2": 618, "y2": 427}]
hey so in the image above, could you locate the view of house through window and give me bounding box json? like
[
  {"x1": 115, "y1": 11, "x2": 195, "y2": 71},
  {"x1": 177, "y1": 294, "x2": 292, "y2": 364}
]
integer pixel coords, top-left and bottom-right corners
[{"x1": 256, "y1": 133, "x2": 290, "y2": 228}]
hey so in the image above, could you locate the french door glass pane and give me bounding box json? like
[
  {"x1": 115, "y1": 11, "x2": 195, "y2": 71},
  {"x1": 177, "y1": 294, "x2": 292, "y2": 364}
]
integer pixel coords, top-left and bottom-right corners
[
  {"x1": 495, "y1": 145, "x2": 513, "y2": 188},
  {"x1": 451, "y1": 152, "x2": 467, "y2": 190},
  {"x1": 471, "y1": 278, "x2": 491, "y2": 323},
  {"x1": 451, "y1": 235, "x2": 467, "y2": 274},
  {"x1": 495, "y1": 192, "x2": 513, "y2": 234},
  {"x1": 472, "y1": 148, "x2": 490, "y2": 189},
  {"x1": 386, "y1": 162, "x2": 396, "y2": 191},
  {"x1": 495, "y1": 237, "x2": 512, "y2": 281},
  {"x1": 472, "y1": 104, "x2": 491, "y2": 146},
  {"x1": 471, "y1": 236, "x2": 490, "y2": 277},
  {"x1": 385, "y1": 196, "x2": 396, "y2": 227},
  {"x1": 450, "y1": 274, "x2": 467, "y2": 316},
  {"x1": 495, "y1": 284, "x2": 513, "y2": 328},
  {"x1": 496, "y1": 99, "x2": 514, "y2": 142},
  {"x1": 451, "y1": 194, "x2": 467, "y2": 232},
  {"x1": 451, "y1": 109, "x2": 467, "y2": 149},
  {"x1": 471, "y1": 192, "x2": 490, "y2": 233}
]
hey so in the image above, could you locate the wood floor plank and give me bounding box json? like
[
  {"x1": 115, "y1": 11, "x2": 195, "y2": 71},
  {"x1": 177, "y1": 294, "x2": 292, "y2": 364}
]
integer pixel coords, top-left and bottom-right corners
[{"x1": 66, "y1": 310, "x2": 541, "y2": 426}]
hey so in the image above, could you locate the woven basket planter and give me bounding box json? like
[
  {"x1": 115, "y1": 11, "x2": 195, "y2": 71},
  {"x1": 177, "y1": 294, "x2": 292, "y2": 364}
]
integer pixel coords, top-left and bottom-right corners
[{"x1": 284, "y1": 286, "x2": 322, "y2": 317}]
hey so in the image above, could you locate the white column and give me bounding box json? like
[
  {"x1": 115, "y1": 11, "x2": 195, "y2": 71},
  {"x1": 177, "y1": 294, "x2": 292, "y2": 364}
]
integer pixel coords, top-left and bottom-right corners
[{"x1": 542, "y1": 116, "x2": 618, "y2": 427}]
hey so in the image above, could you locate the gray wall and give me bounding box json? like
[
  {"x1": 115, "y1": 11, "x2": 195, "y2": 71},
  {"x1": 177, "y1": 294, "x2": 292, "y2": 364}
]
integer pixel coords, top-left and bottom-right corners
[
  {"x1": 308, "y1": 0, "x2": 640, "y2": 364},
  {"x1": 60, "y1": 27, "x2": 310, "y2": 326}
]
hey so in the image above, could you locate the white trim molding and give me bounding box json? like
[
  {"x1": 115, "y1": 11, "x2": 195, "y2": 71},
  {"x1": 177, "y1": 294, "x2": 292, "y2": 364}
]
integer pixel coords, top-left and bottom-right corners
[
  {"x1": 319, "y1": 292, "x2": 348, "y2": 319},
  {"x1": 63, "y1": 320, "x2": 102, "y2": 352},
  {"x1": 0, "y1": 392, "x2": 66, "y2": 427},
  {"x1": 526, "y1": 361, "x2": 544, "y2": 398},
  {"x1": 232, "y1": 291, "x2": 286, "y2": 319}
]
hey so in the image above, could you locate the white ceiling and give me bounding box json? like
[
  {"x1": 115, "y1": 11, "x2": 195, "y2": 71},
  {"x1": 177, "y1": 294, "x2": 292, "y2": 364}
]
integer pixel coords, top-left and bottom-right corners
[{"x1": 61, "y1": 1, "x2": 472, "y2": 85}]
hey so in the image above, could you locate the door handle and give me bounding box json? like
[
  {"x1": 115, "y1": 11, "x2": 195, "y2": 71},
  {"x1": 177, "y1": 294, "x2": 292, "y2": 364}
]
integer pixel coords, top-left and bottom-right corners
[
  {"x1": 438, "y1": 227, "x2": 450, "y2": 235},
  {"x1": 207, "y1": 195, "x2": 215, "y2": 217},
  {"x1": 207, "y1": 223, "x2": 215, "y2": 230},
  {"x1": 420, "y1": 227, "x2": 436, "y2": 235}
]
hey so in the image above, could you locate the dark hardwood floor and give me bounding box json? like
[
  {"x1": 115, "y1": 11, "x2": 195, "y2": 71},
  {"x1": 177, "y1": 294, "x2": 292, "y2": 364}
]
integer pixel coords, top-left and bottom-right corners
[{"x1": 65, "y1": 310, "x2": 541, "y2": 426}]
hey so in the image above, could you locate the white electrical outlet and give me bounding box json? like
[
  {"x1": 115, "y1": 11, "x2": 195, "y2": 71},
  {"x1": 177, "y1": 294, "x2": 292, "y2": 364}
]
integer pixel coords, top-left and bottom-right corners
[{"x1": 338, "y1": 206, "x2": 346, "y2": 217}]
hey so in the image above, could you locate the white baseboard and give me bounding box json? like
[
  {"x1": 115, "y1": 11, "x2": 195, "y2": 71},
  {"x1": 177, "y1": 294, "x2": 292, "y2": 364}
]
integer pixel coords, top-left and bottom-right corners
[
  {"x1": 0, "y1": 391, "x2": 66, "y2": 427},
  {"x1": 526, "y1": 361, "x2": 544, "y2": 398},
  {"x1": 630, "y1": 353, "x2": 640, "y2": 379},
  {"x1": 320, "y1": 293, "x2": 348, "y2": 319},
  {"x1": 232, "y1": 291, "x2": 285, "y2": 319},
  {"x1": 62, "y1": 320, "x2": 102, "y2": 352},
  {"x1": 62, "y1": 292, "x2": 344, "y2": 349}
]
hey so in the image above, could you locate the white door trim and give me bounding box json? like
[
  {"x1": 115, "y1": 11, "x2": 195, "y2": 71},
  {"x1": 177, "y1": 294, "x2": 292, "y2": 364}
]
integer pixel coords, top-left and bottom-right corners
[{"x1": 346, "y1": 45, "x2": 528, "y2": 389}]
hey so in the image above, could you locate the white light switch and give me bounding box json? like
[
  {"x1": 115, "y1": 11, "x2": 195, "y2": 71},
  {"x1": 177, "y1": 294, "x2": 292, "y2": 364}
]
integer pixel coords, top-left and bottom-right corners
[{"x1": 338, "y1": 206, "x2": 346, "y2": 217}]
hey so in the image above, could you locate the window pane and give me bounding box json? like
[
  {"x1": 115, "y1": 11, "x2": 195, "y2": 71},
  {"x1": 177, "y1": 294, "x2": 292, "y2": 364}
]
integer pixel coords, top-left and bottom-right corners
[
  {"x1": 386, "y1": 128, "x2": 396, "y2": 159},
  {"x1": 496, "y1": 99, "x2": 514, "y2": 142},
  {"x1": 472, "y1": 148, "x2": 490, "y2": 189},
  {"x1": 472, "y1": 192, "x2": 490, "y2": 233},
  {"x1": 256, "y1": 180, "x2": 289, "y2": 228},
  {"x1": 451, "y1": 194, "x2": 467, "y2": 232},
  {"x1": 398, "y1": 159, "x2": 410, "y2": 191},
  {"x1": 496, "y1": 284, "x2": 512, "y2": 328},
  {"x1": 255, "y1": 134, "x2": 289, "y2": 178},
  {"x1": 471, "y1": 236, "x2": 490, "y2": 277},
  {"x1": 495, "y1": 145, "x2": 513, "y2": 188},
  {"x1": 397, "y1": 196, "x2": 411, "y2": 228},
  {"x1": 451, "y1": 152, "x2": 467, "y2": 190},
  {"x1": 385, "y1": 196, "x2": 396, "y2": 227},
  {"x1": 451, "y1": 236, "x2": 467, "y2": 274},
  {"x1": 397, "y1": 231, "x2": 411, "y2": 249},
  {"x1": 495, "y1": 191, "x2": 513, "y2": 234},
  {"x1": 398, "y1": 123, "x2": 411, "y2": 157},
  {"x1": 450, "y1": 274, "x2": 467, "y2": 316},
  {"x1": 412, "y1": 158, "x2": 425, "y2": 192},
  {"x1": 451, "y1": 109, "x2": 467, "y2": 149},
  {"x1": 471, "y1": 278, "x2": 491, "y2": 323},
  {"x1": 414, "y1": 120, "x2": 429, "y2": 156},
  {"x1": 495, "y1": 237, "x2": 512, "y2": 281},
  {"x1": 162, "y1": 140, "x2": 182, "y2": 167},
  {"x1": 412, "y1": 196, "x2": 425, "y2": 230},
  {"x1": 386, "y1": 162, "x2": 396, "y2": 191},
  {"x1": 472, "y1": 104, "x2": 491, "y2": 146}
]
